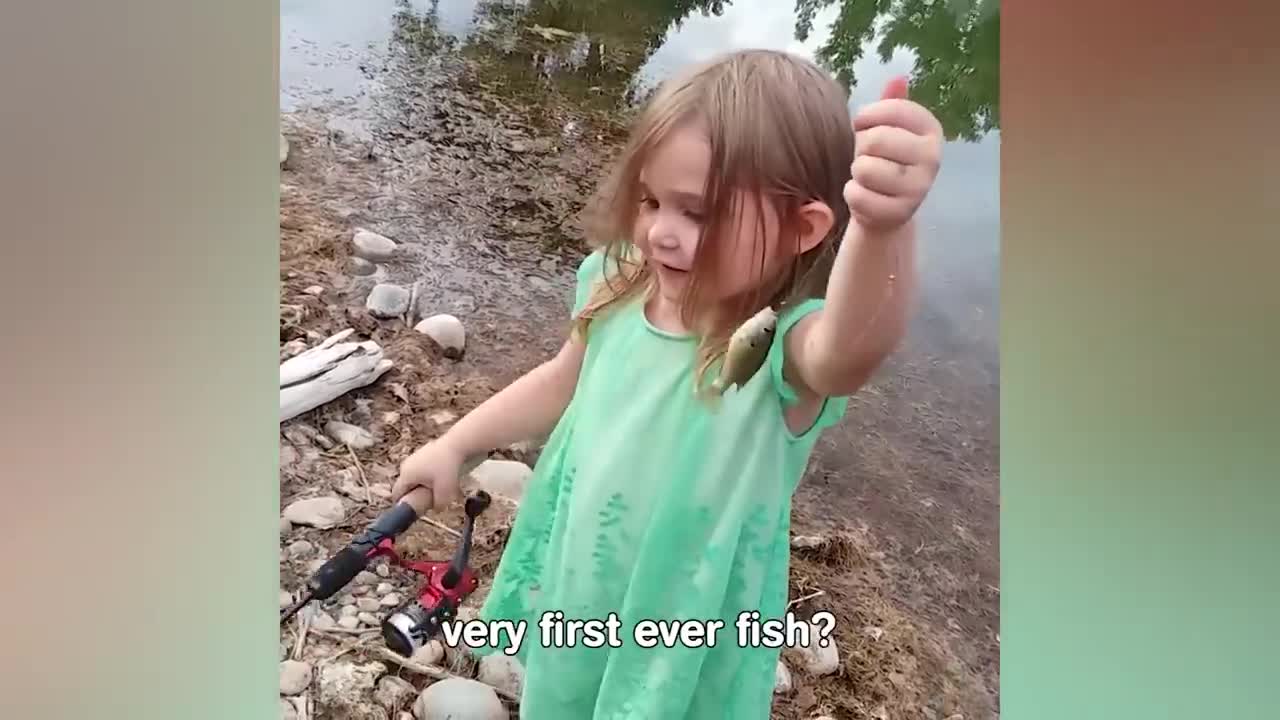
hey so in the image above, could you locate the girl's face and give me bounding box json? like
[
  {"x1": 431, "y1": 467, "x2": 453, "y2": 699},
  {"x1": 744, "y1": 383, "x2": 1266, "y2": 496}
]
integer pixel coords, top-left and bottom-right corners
[{"x1": 632, "y1": 123, "x2": 789, "y2": 307}]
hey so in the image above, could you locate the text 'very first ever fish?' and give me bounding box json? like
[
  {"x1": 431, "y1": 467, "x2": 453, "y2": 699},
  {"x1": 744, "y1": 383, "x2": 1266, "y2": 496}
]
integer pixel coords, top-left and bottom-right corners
[{"x1": 439, "y1": 610, "x2": 838, "y2": 655}]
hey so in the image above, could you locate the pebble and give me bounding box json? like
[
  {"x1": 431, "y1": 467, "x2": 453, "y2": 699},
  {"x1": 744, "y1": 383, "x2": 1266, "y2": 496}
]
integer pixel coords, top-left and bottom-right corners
[
  {"x1": 352, "y1": 229, "x2": 398, "y2": 262},
  {"x1": 279, "y1": 660, "x2": 313, "y2": 696},
  {"x1": 791, "y1": 626, "x2": 840, "y2": 676},
  {"x1": 279, "y1": 517, "x2": 292, "y2": 538},
  {"x1": 357, "y1": 597, "x2": 381, "y2": 613},
  {"x1": 356, "y1": 571, "x2": 378, "y2": 585},
  {"x1": 348, "y1": 256, "x2": 378, "y2": 276},
  {"x1": 279, "y1": 132, "x2": 290, "y2": 166},
  {"x1": 380, "y1": 593, "x2": 403, "y2": 607},
  {"x1": 468, "y1": 459, "x2": 533, "y2": 503},
  {"x1": 314, "y1": 611, "x2": 337, "y2": 631},
  {"x1": 382, "y1": 411, "x2": 401, "y2": 425},
  {"x1": 414, "y1": 314, "x2": 466, "y2": 359},
  {"x1": 367, "y1": 283, "x2": 411, "y2": 318},
  {"x1": 280, "y1": 339, "x2": 308, "y2": 358},
  {"x1": 429, "y1": 410, "x2": 457, "y2": 426},
  {"x1": 774, "y1": 659, "x2": 793, "y2": 694},
  {"x1": 376, "y1": 564, "x2": 392, "y2": 578},
  {"x1": 281, "y1": 698, "x2": 298, "y2": 720},
  {"x1": 358, "y1": 611, "x2": 381, "y2": 626},
  {"x1": 351, "y1": 585, "x2": 369, "y2": 596},
  {"x1": 410, "y1": 640, "x2": 444, "y2": 666},
  {"x1": 325, "y1": 420, "x2": 375, "y2": 450},
  {"x1": 340, "y1": 604, "x2": 358, "y2": 617},
  {"x1": 317, "y1": 661, "x2": 386, "y2": 716},
  {"x1": 864, "y1": 626, "x2": 885, "y2": 641},
  {"x1": 477, "y1": 655, "x2": 524, "y2": 698},
  {"x1": 303, "y1": 285, "x2": 324, "y2": 296},
  {"x1": 287, "y1": 540, "x2": 314, "y2": 559},
  {"x1": 282, "y1": 496, "x2": 345, "y2": 529},
  {"x1": 279, "y1": 590, "x2": 293, "y2": 608},
  {"x1": 376, "y1": 582, "x2": 395, "y2": 595},
  {"x1": 791, "y1": 535, "x2": 825, "y2": 549},
  {"x1": 280, "y1": 444, "x2": 299, "y2": 469},
  {"x1": 338, "y1": 615, "x2": 361, "y2": 630},
  {"x1": 413, "y1": 677, "x2": 505, "y2": 720},
  {"x1": 375, "y1": 675, "x2": 418, "y2": 712}
]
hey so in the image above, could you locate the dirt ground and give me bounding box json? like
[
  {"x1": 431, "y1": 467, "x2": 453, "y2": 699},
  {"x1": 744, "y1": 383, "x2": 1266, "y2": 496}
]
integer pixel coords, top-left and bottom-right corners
[{"x1": 279, "y1": 40, "x2": 998, "y2": 720}]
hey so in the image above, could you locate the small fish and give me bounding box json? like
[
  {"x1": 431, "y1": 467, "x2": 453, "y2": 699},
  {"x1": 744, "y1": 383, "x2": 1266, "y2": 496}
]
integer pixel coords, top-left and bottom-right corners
[{"x1": 707, "y1": 306, "x2": 779, "y2": 397}]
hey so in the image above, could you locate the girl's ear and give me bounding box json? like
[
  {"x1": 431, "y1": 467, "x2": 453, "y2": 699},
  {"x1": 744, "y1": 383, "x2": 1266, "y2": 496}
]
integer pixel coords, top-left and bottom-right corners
[{"x1": 794, "y1": 200, "x2": 836, "y2": 254}]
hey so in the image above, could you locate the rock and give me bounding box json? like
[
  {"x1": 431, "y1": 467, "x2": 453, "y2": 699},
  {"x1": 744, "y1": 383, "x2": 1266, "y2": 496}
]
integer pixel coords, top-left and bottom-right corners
[
  {"x1": 381, "y1": 593, "x2": 403, "y2": 607},
  {"x1": 791, "y1": 535, "x2": 824, "y2": 549},
  {"x1": 279, "y1": 517, "x2": 292, "y2": 538},
  {"x1": 870, "y1": 707, "x2": 890, "y2": 720},
  {"x1": 376, "y1": 582, "x2": 395, "y2": 595},
  {"x1": 279, "y1": 590, "x2": 293, "y2": 608},
  {"x1": 414, "y1": 314, "x2": 466, "y2": 359},
  {"x1": 348, "y1": 256, "x2": 377, "y2": 276},
  {"x1": 357, "y1": 597, "x2": 381, "y2": 613},
  {"x1": 375, "y1": 675, "x2": 418, "y2": 712},
  {"x1": 477, "y1": 654, "x2": 524, "y2": 698},
  {"x1": 428, "y1": 410, "x2": 457, "y2": 426},
  {"x1": 314, "y1": 433, "x2": 335, "y2": 450},
  {"x1": 356, "y1": 571, "x2": 378, "y2": 585},
  {"x1": 468, "y1": 459, "x2": 533, "y2": 502},
  {"x1": 410, "y1": 640, "x2": 444, "y2": 666},
  {"x1": 287, "y1": 540, "x2": 314, "y2": 559},
  {"x1": 282, "y1": 496, "x2": 345, "y2": 529},
  {"x1": 352, "y1": 229, "x2": 398, "y2": 262},
  {"x1": 369, "y1": 483, "x2": 393, "y2": 500},
  {"x1": 774, "y1": 659, "x2": 792, "y2": 694},
  {"x1": 376, "y1": 564, "x2": 391, "y2": 578},
  {"x1": 312, "y1": 611, "x2": 336, "y2": 631},
  {"x1": 367, "y1": 283, "x2": 411, "y2": 318},
  {"x1": 382, "y1": 411, "x2": 401, "y2": 425},
  {"x1": 340, "y1": 604, "x2": 358, "y2": 617},
  {"x1": 303, "y1": 285, "x2": 324, "y2": 296},
  {"x1": 279, "y1": 132, "x2": 290, "y2": 166},
  {"x1": 338, "y1": 615, "x2": 360, "y2": 630},
  {"x1": 790, "y1": 627, "x2": 839, "y2": 676},
  {"x1": 279, "y1": 660, "x2": 313, "y2": 696},
  {"x1": 399, "y1": 713, "x2": 415, "y2": 720},
  {"x1": 283, "y1": 425, "x2": 316, "y2": 447},
  {"x1": 358, "y1": 611, "x2": 381, "y2": 626},
  {"x1": 413, "y1": 677, "x2": 505, "y2": 720},
  {"x1": 317, "y1": 661, "x2": 386, "y2": 716},
  {"x1": 351, "y1": 585, "x2": 370, "y2": 596},
  {"x1": 280, "y1": 339, "x2": 308, "y2": 359},
  {"x1": 280, "y1": 444, "x2": 299, "y2": 469},
  {"x1": 325, "y1": 420, "x2": 375, "y2": 450},
  {"x1": 864, "y1": 626, "x2": 885, "y2": 641},
  {"x1": 280, "y1": 698, "x2": 298, "y2": 720}
]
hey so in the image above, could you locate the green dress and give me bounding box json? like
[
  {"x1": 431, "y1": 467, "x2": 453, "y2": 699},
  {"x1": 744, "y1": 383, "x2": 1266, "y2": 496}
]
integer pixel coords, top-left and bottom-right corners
[{"x1": 475, "y1": 250, "x2": 848, "y2": 719}]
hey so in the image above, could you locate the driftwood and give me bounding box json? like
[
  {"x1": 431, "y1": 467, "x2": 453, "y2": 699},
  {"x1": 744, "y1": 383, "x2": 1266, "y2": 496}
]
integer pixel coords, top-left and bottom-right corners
[{"x1": 280, "y1": 329, "x2": 393, "y2": 422}]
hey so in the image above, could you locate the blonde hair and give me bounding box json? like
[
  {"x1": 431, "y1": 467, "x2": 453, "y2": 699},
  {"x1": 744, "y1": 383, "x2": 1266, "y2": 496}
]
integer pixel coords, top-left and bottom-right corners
[{"x1": 572, "y1": 49, "x2": 855, "y2": 391}]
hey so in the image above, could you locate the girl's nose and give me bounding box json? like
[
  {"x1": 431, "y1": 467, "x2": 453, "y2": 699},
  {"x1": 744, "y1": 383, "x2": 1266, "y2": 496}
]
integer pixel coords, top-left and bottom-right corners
[{"x1": 648, "y1": 217, "x2": 680, "y2": 250}]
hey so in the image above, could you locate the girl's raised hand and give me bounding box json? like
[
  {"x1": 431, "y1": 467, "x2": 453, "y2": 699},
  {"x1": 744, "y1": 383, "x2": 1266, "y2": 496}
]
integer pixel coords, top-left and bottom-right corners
[{"x1": 844, "y1": 76, "x2": 944, "y2": 233}]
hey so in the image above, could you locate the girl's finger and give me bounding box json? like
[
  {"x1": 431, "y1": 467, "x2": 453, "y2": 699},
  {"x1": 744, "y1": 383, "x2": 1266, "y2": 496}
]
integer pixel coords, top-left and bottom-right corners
[
  {"x1": 854, "y1": 125, "x2": 934, "y2": 167},
  {"x1": 843, "y1": 178, "x2": 903, "y2": 226},
  {"x1": 850, "y1": 154, "x2": 912, "y2": 197},
  {"x1": 853, "y1": 98, "x2": 943, "y2": 138}
]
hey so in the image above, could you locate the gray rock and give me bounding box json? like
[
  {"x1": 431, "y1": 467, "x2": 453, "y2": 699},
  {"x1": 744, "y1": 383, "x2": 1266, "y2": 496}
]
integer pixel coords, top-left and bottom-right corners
[
  {"x1": 279, "y1": 660, "x2": 313, "y2": 696},
  {"x1": 357, "y1": 597, "x2": 381, "y2": 613},
  {"x1": 338, "y1": 615, "x2": 360, "y2": 630},
  {"x1": 367, "y1": 283, "x2": 411, "y2": 318},
  {"x1": 279, "y1": 517, "x2": 292, "y2": 538},
  {"x1": 317, "y1": 661, "x2": 386, "y2": 717},
  {"x1": 312, "y1": 611, "x2": 336, "y2": 631},
  {"x1": 279, "y1": 590, "x2": 293, "y2": 608},
  {"x1": 376, "y1": 564, "x2": 391, "y2": 578},
  {"x1": 282, "y1": 496, "x2": 345, "y2": 529},
  {"x1": 340, "y1": 604, "x2": 358, "y2": 617},
  {"x1": 356, "y1": 571, "x2": 378, "y2": 585},
  {"x1": 477, "y1": 655, "x2": 524, "y2": 698},
  {"x1": 325, "y1": 420, "x2": 375, "y2": 450},
  {"x1": 287, "y1": 540, "x2": 314, "y2": 559},
  {"x1": 375, "y1": 675, "x2": 418, "y2": 712},
  {"x1": 352, "y1": 229, "x2": 397, "y2": 262},
  {"x1": 413, "y1": 677, "x2": 506, "y2": 720},
  {"x1": 303, "y1": 285, "x2": 324, "y2": 296},
  {"x1": 376, "y1": 582, "x2": 395, "y2": 595},
  {"x1": 381, "y1": 593, "x2": 403, "y2": 607},
  {"x1": 410, "y1": 640, "x2": 444, "y2": 666},
  {"x1": 774, "y1": 659, "x2": 792, "y2": 694},
  {"x1": 280, "y1": 698, "x2": 298, "y2": 720},
  {"x1": 348, "y1": 256, "x2": 377, "y2": 276},
  {"x1": 414, "y1": 314, "x2": 466, "y2": 358},
  {"x1": 358, "y1": 611, "x2": 381, "y2": 626},
  {"x1": 791, "y1": 624, "x2": 839, "y2": 676},
  {"x1": 280, "y1": 444, "x2": 299, "y2": 469},
  {"x1": 468, "y1": 459, "x2": 533, "y2": 503}
]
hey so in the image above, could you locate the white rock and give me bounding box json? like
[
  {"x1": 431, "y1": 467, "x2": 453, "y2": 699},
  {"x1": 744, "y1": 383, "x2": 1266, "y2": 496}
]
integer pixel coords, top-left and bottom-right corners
[
  {"x1": 279, "y1": 660, "x2": 312, "y2": 696},
  {"x1": 410, "y1": 640, "x2": 444, "y2": 666},
  {"x1": 352, "y1": 229, "x2": 398, "y2": 262},
  {"x1": 280, "y1": 444, "x2": 299, "y2": 469},
  {"x1": 468, "y1": 459, "x2": 533, "y2": 502},
  {"x1": 414, "y1": 314, "x2": 466, "y2": 358},
  {"x1": 399, "y1": 713, "x2": 415, "y2": 720},
  {"x1": 351, "y1": 585, "x2": 369, "y2": 596},
  {"x1": 282, "y1": 496, "x2": 345, "y2": 529},
  {"x1": 367, "y1": 284, "x2": 411, "y2": 318},
  {"x1": 376, "y1": 582, "x2": 395, "y2": 595},
  {"x1": 774, "y1": 659, "x2": 792, "y2": 694},
  {"x1": 428, "y1": 410, "x2": 457, "y2": 426},
  {"x1": 280, "y1": 698, "x2": 298, "y2": 720},
  {"x1": 303, "y1": 285, "x2": 324, "y2": 296},
  {"x1": 340, "y1": 604, "x2": 358, "y2": 617},
  {"x1": 279, "y1": 132, "x2": 290, "y2": 166},
  {"x1": 358, "y1": 611, "x2": 381, "y2": 626},
  {"x1": 791, "y1": 535, "x2": 825, "y2": 549},
  {"x1": 356, "y1": 571, "x2": 378, "y2": 585},
  {"x1": 348, "y1": 256, "x2": 377, "y2": 276},
  {"x1": 338, "y1": 615, "x2": 360, "y2": 630},
  {"x1": 477, "y1": 654, "x2": 524, "y2": 698},
  {"x1": 279, "y1": 590, "x2": 293, "y2": 608},
  {"x1": 312, "y1": 611, "x2": 336, "y2": 630},
  {"x1": 317, "y1": 661, "x2": 386, "y2": 715},
  {"x1": 357, "y1": 597, "x2": 381, "y2": 613},
  {"x1": 376, "y1": 564, "x2": 392, "y2": 578},
  {"x1": 792, "y1": 627, "x2": 840, "y2": 676},
  {"x1": 864, "y1": 626, "x2": 885, "y2": 641},
  {"x1": 279, "y1": 517, "x2": 292, "y2": 538},
  {"x1": 381, "y1": 593, "x2": 403, "y2": 607},
  {"x1": 287, "y1": 540, "x2": 314, "y2": 559},
  {"x1": 375, "y1": 675, "x2": 418, "y2": 712},
  {"x1": 325, "y1": 420, "x2": 375, "y2": 450},
  {"x1": 413, "y1": 677, "x2": 505, "y2": 720}
]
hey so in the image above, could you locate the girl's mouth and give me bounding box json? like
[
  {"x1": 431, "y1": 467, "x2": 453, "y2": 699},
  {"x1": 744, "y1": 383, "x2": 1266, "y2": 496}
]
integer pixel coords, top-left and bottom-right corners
[{"x1": 655, "y1": 261, "x2": 688, "y2": 275}]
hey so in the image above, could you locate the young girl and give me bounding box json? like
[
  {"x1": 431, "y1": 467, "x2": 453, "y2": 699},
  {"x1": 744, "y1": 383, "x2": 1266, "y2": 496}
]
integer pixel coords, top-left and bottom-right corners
[{"x1": 393, "y1": 49, "x2": 942, "y2": 719}]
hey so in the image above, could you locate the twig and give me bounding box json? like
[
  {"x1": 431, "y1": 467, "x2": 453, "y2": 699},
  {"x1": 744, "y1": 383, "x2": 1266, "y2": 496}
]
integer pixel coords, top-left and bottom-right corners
[
  {"x1": 346, "y1": 443, "x2": 372, "y2": 504},
  {"x1": 786, "y1": 590, "x2": 826, "y2": 610},
  {"x1": 313, "y1": 626, "x2": 381, "y2": 638},
  {"x1": 423, "y1": 517, "x2": 462, "y2": 539},
  {"x1": 292, "y1": 611, "x2": 312, "y2": 660},
  {"x1": 371, "y1": 646, "x2": 521, "y2": 705}
]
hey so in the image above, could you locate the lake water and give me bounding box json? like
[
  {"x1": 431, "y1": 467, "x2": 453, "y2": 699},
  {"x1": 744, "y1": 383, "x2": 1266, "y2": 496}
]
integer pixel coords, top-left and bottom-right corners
[{"x1": 281, "y1": 0, "x2": 1000, "y2": 375}]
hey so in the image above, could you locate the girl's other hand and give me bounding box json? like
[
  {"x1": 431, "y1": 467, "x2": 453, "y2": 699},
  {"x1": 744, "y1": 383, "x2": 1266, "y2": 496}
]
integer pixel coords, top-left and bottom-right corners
[
  {"x1": 845, "y1": 76, "x2": 944, "y2": 233},
  {"x1": 393, "y1": 439, "x2": 467, "y2": 510}
]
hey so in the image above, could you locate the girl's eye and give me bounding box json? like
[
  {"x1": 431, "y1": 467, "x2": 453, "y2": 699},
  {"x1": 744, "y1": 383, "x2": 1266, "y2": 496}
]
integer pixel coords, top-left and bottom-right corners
[
  {"x1": 683, "y1": 209, "x2": 705, "y2": 223},
  {"x1": 639, "y1": 195, "x2": 658, "y2": 210}
]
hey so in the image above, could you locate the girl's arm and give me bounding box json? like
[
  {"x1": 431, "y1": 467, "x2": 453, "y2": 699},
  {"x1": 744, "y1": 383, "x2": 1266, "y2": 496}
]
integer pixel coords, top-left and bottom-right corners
[{"x1": 437, "y1": 335, "x2": 586, "y2": 457}]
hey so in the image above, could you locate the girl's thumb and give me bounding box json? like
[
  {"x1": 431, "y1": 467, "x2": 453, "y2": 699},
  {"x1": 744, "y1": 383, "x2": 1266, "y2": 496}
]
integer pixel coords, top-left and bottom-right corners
[{"x1": 881, "y1": 75, "x2": 909, "y2": 101}]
